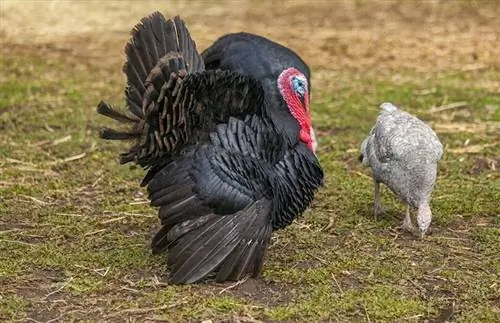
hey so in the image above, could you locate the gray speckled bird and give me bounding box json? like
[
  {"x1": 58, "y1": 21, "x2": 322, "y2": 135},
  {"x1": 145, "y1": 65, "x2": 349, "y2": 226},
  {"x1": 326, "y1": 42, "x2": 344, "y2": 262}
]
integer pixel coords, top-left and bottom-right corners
[{"x1": 359, "y1": 102, "x2": 443, "y2": 237}]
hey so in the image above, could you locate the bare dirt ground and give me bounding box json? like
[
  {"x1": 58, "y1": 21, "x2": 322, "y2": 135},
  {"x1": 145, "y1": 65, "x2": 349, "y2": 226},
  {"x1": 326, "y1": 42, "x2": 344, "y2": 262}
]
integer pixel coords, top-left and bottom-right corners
[{"x1": 1, "y1": 0, "x2": 499, "y2": 322}]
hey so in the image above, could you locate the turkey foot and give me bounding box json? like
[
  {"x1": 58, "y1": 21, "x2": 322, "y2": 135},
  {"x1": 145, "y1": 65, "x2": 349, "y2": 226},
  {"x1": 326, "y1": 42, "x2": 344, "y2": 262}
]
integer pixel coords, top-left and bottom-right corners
[
  {"x1": 399, "y1": 204, "x2": 421, "y2": 238},
  {"x1": 401, "y1": 204, "x2": 415, "y2": 232},
  {"x1": 373, "y1": 202, "x2": 386, "y2": 220}
]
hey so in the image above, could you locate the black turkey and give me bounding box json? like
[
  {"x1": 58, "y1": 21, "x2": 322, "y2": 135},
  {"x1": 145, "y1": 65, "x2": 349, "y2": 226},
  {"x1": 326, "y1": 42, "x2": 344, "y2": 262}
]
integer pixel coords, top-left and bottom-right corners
[{"x1": 96, "y1": 11, "x2": 324, "y2": 284}]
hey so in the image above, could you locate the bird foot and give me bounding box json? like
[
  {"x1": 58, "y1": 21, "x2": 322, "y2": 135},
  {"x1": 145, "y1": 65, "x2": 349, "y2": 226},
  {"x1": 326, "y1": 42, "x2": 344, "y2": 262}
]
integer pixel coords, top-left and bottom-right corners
[
  {"x1": 397, "y1": 219, "x2": 425, "y2": 239},
  {"x1": 373, "y1": 205, "x2": 386, "y2": 220},
  {"x1": 401, "y1": 219, "x2": 415, "y2": 233}
]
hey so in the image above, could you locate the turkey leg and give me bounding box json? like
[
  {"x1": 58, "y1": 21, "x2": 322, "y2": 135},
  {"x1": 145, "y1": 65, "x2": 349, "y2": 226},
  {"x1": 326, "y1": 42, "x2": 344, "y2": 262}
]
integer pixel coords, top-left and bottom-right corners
[
  {"x1": 373, "y1": 179, "x2": 384, "y2": 220},
  {"x1": 402, "y1": 204, "x2": 415, "y2": 232}
]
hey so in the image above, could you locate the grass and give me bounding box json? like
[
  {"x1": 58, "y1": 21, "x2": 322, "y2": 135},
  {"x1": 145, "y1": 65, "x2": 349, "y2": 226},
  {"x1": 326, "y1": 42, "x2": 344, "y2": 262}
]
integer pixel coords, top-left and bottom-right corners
[{"x1": 1, "y1": 1, "x2": 499, "y2": 322}]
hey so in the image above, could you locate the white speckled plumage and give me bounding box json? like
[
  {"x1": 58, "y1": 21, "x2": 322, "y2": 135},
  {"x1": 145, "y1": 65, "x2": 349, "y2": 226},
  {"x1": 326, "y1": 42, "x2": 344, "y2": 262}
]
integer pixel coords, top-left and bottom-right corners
[{"x1": 360, "y1": 102, "x2": 443, "y2": 237}]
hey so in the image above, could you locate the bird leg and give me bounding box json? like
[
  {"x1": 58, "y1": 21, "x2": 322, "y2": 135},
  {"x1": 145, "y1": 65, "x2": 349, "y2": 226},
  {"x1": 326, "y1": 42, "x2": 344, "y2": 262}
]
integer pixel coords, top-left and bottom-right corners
[
  {"x1": 401, "y1": 204, "x2": 415, "y2": 232},
  {"x1": 373, "y1": 179, "x2": 384, "y2": 220}
]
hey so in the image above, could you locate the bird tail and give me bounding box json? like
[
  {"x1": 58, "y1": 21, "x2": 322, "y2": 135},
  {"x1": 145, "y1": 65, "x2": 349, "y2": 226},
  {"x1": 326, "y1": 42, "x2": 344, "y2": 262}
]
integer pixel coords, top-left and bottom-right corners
[
  {"x1": 380, "y1": 102, "x2": 399, "y2": 112},
  {"x1": 359, "y1": 137, "x2": 369, "y2": 165},
  {"x1": 96, "y1": 12, "x2": 204, "y2": 166}
]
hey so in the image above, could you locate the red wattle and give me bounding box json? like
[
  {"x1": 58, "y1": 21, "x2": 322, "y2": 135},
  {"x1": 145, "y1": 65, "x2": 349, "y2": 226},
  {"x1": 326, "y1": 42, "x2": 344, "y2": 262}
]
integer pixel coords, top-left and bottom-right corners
[
  {"x1": 277, "y1": 67, "x2": 314, "y2": 152},
  {"x1": 299, "y1": 128, "x2": 313, "y2": 150}
]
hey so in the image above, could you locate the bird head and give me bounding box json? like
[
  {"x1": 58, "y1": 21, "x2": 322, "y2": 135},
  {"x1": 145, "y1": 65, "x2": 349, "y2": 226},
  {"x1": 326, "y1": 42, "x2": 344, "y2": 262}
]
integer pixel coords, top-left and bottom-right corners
[
  {"x1": 417, "y1": 202, "x2": 432, "y2": 238},
  {"x1": 277, "y1": 67, "x2": 316, "y2": 153}
]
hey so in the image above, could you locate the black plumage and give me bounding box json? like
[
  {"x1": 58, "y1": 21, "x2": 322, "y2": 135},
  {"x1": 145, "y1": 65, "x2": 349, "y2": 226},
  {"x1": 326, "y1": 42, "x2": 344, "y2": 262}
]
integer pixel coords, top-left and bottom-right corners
[
  {"x1": 202, "y1": 32, "x2": 311, "y2": 90},
  {"x1": 202, "y1": 32, "x2": 313, "y2": 142},
  {"x1": 96, "y1": 11, "x2": 323, "y2": 284}
]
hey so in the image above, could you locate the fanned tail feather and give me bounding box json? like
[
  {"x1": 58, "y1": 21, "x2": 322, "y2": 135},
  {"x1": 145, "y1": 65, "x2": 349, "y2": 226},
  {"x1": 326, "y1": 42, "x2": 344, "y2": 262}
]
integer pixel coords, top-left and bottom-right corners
[
  {"x1": 96, "y1": 11, "x2": 205, "y2": 166},
  {"x1": 96, "y1": 101, "x2": 140, "y2": 124},
  {"x1": 173, "y1": 16, "x2": 205, "y2": 73},
  {"x1": 97, "y1": 101, "x2": 142, "y2": 142}
]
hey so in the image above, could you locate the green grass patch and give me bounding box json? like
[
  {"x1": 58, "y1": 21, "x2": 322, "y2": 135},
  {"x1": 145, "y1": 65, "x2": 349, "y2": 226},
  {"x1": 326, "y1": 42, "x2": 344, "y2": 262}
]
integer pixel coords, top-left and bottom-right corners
[{"x1": 1, "y1": 45, "x2": 499, "y2": 322}]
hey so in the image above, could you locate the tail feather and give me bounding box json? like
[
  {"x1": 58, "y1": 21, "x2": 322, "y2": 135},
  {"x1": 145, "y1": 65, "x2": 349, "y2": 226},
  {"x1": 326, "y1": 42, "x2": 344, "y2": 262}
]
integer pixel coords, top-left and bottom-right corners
[
  {"x1": 97, "y1": 12, "x2": 206, "y2": 168},
  {"x1": 173, "y1": 16, "x2": 205, "y2": 73},
  {"x1": 96, "y1": 100, "x2": 141, "y2": 142},
  {"x1": 125, "y1": 85, "x2": 144, "y2": 119},
  {"x1": 99, "y1": 128, "x2": 140, "y2": 140},
  {"x1": 96, "y1": 101, "x2": 140, "y2": 124},
  {"x1": 123, "y1": 12, "x2": 204, "y2": 99},
  {"x1": 123, "y1": 11, "x2": 178, "y2": 94}
]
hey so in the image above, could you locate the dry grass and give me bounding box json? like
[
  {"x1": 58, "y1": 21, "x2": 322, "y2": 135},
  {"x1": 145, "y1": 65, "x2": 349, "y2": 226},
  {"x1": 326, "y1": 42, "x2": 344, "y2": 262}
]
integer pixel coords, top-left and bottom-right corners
[
  {"x1": 1, "y1": 0, "x2": 499, "y2": 322},
  {"x1": 2, "y1": 0, "x2": 500, "y2": 81}
]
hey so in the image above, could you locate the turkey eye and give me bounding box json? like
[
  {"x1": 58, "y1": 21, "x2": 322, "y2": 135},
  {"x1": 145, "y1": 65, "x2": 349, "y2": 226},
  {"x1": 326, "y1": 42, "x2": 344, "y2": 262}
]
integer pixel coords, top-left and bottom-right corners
[{"x1": 292, "y1": 77, "x2": 306, "y2": 97}]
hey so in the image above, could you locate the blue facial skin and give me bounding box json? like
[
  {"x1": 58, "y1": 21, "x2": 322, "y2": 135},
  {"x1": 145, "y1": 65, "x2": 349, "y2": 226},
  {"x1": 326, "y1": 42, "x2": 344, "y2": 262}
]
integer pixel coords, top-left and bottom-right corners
[{"x1": 291, "y1": 76, "x2": 307, "y2": 98}]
